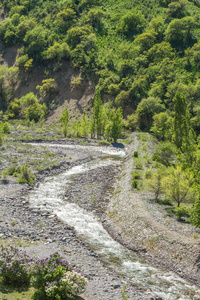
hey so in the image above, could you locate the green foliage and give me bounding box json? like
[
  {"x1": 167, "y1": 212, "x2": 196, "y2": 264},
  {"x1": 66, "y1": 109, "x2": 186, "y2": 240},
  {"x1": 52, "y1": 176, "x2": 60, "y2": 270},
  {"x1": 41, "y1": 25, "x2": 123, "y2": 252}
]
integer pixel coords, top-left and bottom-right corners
[
  {"x1": 1, "y1": 0, "x2": 200, "y2": 138},
  {"x1": 17, "y1": 164, "x2": 35, "y2": 184},
  {"x1": 174, "y1": 205, "x2": 190, "y2": 221},
  {"x1": 173, "y1": 91, "x2": 190, "y2": 150},
  {"x1": 165, "y1": 16, "x2": 197, "y2": 50},
  {"x1": 146, "y1": 168, "x2": 166, "y2": 201},
  {"x1": 151, "y1": 112, "x2": 173, "y2": 140},
  {"x1": 131, "y1": 179, "x2": 138, "y2": 189},
  {"x1": 136, "y1": 97, "x2": 165, "y2": 130},
  {"x1": 54, "y1": 8, "x2": 76, "y2": 33},
  {"x1": 118, "y1": 11, "x2": 146, "y2": 37},
  {"x1": 124, "y1": 113, "x2": 138, "y2": 132},
  {"x1": 0, "y1": 245, "x2": 31, "y2": 286},
  {"x1": 191, "y1": 188, "x2": 200, "y2": 227},
  {"x1": 43, "y1": 42, "x2": 70, "y2": 61},
  {"x1": 152, "y1": 141, "x2": 177, "y2": 166},
  {"x1": 24, "y1": 25, "x2": 48, "y2": 60},
  {"x1": 162, "y1": 165, "x2": 194, "y2": 207},
  {"x1": 7, "y1": 98, "x2": 21, "y2": 118},
  {"x1": 19, "y1": 93, "x2": 47, "y2": 122},
  {"x1": 111, "y1": 107, "x2": 123, "y2": 143},
  {"x1": 60, "y1": 107, "x2": 70, "y2": 137},
  {"x1": 31, "y1": 253, "x2": 87, "y2": 300},
  {"x1": 36, "y1": 79, "x2": 56, "y2": 97},
  {"x1": 2, "y1": 122, "x2": 10, "y2": 133},
  {"x1": 0, "y1": 135, "x2": 4, "y2": 146}
]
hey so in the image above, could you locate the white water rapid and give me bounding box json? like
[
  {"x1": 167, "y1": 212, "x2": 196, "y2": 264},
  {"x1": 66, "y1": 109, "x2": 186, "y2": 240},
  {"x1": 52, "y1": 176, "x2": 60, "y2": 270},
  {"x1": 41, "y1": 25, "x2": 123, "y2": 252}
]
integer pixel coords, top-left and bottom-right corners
[{"x1": 27, "y1": 144, "x2": 200, "y2": 300}]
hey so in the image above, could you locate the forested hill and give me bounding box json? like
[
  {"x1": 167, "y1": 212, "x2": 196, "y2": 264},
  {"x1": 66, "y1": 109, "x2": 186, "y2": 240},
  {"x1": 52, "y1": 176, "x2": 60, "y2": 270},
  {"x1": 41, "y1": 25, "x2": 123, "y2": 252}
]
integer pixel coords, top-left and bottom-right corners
[{"x1": 1, "y1": 0, "x2": 200, "y2": 133}]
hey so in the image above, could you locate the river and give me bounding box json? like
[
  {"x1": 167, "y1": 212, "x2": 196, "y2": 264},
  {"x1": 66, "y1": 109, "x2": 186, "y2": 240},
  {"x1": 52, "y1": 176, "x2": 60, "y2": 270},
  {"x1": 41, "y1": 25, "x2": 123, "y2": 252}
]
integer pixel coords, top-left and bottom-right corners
[{"x1": 27, "y1": 143, "x2": 200, "y2": 300}]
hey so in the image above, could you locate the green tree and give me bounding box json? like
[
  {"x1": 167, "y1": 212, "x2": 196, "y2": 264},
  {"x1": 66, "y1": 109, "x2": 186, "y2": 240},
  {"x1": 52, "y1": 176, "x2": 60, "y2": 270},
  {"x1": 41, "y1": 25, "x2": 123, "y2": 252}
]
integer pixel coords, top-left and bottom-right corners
[
  {"x1": 168, "y1": 0, "x2": 188, "y2": 18},
  {"x1": 111, "y1": 107, "x2": 123, "y2": 143},
  {"x1": 165, "y1": 16, "x2": 197, "y2": 50},
  {"x1": 24, "y1": 26, "x2": 48, "y2": 59},
  {"x1": 152, "y1": 141, "x2": 177, "y2": 166},
  {"x1": 136, "y1": 97, "x2": 165, "y2": 130},
  {"x1": 80, "y1": 111, "x2": 89, "y2": 138},
  {"x1": 146, "y1": 168, "x2": 166, "y2": 201},
  {"x1": 151, "y1": 112, "x2": 173, "y2": 140},
  {"x1": 60, "y1": 107, "x2": 70, "y2": 138},
  {"x1": 54, "y1": 8, "x2": 76, "y2": 33},
  {"x1": 118, "y1": 11, "x2": 146, "y2": 37},
  {"x1": 134, "y1": 31, "x2": 157, "y2": 52},
  {"x1": 147, "y1": 42, "x2": 175, "y2": 63},
  {"x1": 191, "y1": 187, "x2": 200, "y2": 227},
  {"x1": 173, "y1": 91, "x2": 190, "y2": 150},
  {"x1": 162, "y1": 165, "x2": 194, "y2": 207},
  {"x1": 92, "y1": 91, "x2": 103, "y2": 139},
  {"x1": 66, "y1": 25, "x2": 92, "y2": 49}
]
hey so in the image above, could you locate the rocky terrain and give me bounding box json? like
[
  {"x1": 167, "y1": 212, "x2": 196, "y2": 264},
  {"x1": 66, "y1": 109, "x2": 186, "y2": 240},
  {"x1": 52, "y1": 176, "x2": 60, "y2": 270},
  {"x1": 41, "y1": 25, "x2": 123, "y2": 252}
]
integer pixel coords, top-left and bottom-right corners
[{"x1": 0, "y1": 136, "x2": 200, "y2": 299}]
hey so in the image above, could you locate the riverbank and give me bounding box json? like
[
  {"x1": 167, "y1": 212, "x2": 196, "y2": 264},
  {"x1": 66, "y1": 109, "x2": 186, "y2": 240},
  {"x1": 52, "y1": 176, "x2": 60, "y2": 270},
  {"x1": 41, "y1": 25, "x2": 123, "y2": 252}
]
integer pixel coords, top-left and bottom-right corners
[
  {"x1": 0, "y1": 140, "x2": 149, "y2": 300},
  {"x1": 105, "y1": 133, "x2": 200, "y2": 288},
  {"x1": 0, "y1": 136, "x2": 200, "y2": 299}
]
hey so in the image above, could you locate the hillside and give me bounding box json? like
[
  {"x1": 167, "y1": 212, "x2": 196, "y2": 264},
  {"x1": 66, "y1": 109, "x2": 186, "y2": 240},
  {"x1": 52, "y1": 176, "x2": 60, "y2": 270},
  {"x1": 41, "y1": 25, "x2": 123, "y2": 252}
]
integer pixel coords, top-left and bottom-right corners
[{"x1": 1, "y1": 0, "x2": 200, "y2": 129}]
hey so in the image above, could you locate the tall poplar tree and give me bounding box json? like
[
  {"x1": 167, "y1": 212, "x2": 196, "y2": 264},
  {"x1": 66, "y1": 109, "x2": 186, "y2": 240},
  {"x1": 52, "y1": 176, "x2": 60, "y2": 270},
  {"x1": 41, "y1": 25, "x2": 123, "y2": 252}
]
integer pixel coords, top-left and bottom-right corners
[
  {"x1": 92, "y1": 91, "x2": 103, "y2": 139},
  {"x1": 173, "y1": 91, "x2": 190, "y2": 151}
]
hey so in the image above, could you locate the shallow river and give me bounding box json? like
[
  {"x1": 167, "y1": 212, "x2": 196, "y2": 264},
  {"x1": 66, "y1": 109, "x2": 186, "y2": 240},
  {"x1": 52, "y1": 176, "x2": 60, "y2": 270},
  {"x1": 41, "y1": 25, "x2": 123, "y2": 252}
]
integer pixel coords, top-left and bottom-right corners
[{"x1": 28, "y1": 143, "x2": 200, "y2": 300}]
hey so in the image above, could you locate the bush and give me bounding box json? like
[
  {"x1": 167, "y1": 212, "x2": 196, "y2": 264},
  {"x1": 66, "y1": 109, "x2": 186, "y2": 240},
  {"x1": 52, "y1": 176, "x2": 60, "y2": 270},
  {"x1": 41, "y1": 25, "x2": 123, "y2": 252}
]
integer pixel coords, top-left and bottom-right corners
[
  {"x1": 2, "y1": 122, "x2": 10, "y2": 133},
  {"x1": 0, "y1": 246, "x2": 31, "y2": 286},
  {"x1": 157, "y1": 198, "x2": 173, "y2": 206},
  {"x1": 17, "y1": 164, "x2": 35, "y2": 184},
  {"x1": 7, "y1": 164, "x2": 21, "y2": 176},
  {"x1": 0, "y1": 135, "x2": 4, "y2": 146},
  {"x1": 131, "y1": 179, "x2": 138, "y2": 189},
  {"x1": 131, "y1": 170, "x2": 141, "y2": 179},
  {"x1": 31, "y1": 253, "x2": 87, "y2": 300},
  {"x1": 145, "y1": 170, "x2": 152, "y2": 179},
  {"x1": 174, "y1": 206, "x2": 190, "y2": 221},
  {"x1": 134, "y1": 159, "x2": 143, "y2": 169},
  {"x1": 133, "y1": 151, "x2": 138, "y2": 158}
]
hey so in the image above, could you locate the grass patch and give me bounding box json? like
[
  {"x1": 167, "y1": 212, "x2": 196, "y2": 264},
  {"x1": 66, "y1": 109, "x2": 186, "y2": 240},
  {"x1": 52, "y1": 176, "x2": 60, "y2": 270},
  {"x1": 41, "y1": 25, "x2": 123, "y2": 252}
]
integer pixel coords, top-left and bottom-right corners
[{"x1": 0, "y1": 279, "x2": 35, "y2": 300}]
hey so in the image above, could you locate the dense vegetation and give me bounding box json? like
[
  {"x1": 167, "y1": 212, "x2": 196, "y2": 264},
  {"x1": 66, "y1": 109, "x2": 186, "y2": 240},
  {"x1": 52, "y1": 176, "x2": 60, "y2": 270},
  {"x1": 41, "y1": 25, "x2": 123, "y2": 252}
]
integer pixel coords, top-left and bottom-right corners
[
  {"x1": 1, "y1": 0, "x2": 200, "y2": 225},
  {"x1": 1, "y1": 0, "x2": 200, "y2": 124}
]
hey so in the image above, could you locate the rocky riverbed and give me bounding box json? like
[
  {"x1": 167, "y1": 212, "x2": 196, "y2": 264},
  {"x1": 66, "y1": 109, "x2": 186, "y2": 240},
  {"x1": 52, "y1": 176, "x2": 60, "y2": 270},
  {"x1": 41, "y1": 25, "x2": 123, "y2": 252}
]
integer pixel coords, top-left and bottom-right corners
[
  {"x1": 0, "y1": 137, "x2": 200, "y2": 299},
  {"x1": 0, "y1": 140, "x2": 151, "y2": 300}
]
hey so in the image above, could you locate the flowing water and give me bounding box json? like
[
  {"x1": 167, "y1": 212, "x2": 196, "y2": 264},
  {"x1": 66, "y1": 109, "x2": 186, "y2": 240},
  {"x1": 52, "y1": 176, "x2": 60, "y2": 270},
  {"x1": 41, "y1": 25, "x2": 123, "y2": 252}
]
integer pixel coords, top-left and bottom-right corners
[{"x1": 28, "y1": 144, "x2": 200, "y2": 300}]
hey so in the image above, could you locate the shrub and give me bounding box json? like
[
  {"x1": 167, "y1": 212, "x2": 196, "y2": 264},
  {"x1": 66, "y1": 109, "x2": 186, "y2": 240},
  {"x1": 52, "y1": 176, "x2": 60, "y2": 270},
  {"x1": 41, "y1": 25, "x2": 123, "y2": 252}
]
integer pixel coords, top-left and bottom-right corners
[
  {"x1": 31, "y1": 253, "x2": 87, "y2": 300},
  {"x1": 134, "y1": 159, "x2": 143, "y2": 169},
  {"x1": 7, "y1": 164, "x2": 21, "y2": 176},
  {"x1": 0, "y1": 246, "x2": 31, "y2": 286},
  {"x1": 131, "y1": 171, "x2": 141, "y2": 179},
  {"x1": 0, "y1": 135, "x2": 4, "y2": 146},
  {"x1": 2, "y1": 122, "x2": 10, "y2": 133},
  {"x1": 174, "y1": 206, "x2": 190, "y2": 221},
  {"x1": 157, "y1": 198, "x2": 173, "y2": 206},
  {"x1": 145, "y1": 170, "x2": 152, "y2": 179},
  {"x1": 2, "y1": 170, "x2": 7, "y2": 180},
  {"x1": 133, "y1": 151, "x2": 138, "y2": 158},
  {"x1": 131, "y1": 179, "x2": 138, "y2": 189},
  {"x1": 17, "y1": 164, "x2": 35, "y2": 184},
  {"x1": 191, "y1": 192, "x2": 200, "y2": 227}
]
